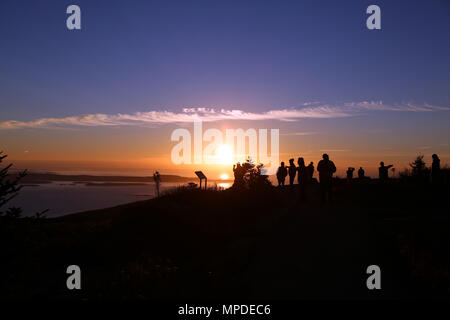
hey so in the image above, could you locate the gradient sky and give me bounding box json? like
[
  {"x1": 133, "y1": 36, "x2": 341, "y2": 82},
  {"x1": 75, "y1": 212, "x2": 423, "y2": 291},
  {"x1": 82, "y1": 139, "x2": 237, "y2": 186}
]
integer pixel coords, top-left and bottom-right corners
[{"x1": 1, "y1": 0, "x2": 450, "y2": 178}]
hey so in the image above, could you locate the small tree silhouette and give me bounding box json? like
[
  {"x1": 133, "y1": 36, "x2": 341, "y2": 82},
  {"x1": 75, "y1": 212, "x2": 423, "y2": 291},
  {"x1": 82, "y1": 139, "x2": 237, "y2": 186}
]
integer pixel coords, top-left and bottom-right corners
[
  {"x1": 410, "y1": 155, "x2": 425, "y2": 174},
  {"x1": 0, "y1": 151, "x2": 27, "y2": 218},
  {"x1": 409, "y1": 155, "x2": 430, "y2": 182},
  {"x1": 238, "y1": 157, "x2": 272, "y2": 190},
  {"x1": 0, "y1": 152, "x2": 48, "y2": 220}
]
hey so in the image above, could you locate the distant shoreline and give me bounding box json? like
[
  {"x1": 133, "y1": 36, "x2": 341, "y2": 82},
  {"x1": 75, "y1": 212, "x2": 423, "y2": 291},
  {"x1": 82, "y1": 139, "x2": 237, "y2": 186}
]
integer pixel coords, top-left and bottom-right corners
[
  {"x1": 19, "y1": 173, "x2": 233, "y2": 185},
  {"x1": 85, "y1": 182, "x2": 150, "y2": 187},
  {"x1": 20, "y1": 173, "x2": 195, "y2": 183}
]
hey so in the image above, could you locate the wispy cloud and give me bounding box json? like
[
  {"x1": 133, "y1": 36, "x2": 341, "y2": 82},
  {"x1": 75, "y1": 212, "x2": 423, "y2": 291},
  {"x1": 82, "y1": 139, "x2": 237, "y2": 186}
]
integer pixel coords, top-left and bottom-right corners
[
  {"x1": 343, "y1": 101, "x2": 450, "y2": 112},
  {"x1": 0, "y1": 101, "x2": 448, "y2": 130},
  {"x1": 281, "y1": 131, "x2": 319, "y2": 136}
]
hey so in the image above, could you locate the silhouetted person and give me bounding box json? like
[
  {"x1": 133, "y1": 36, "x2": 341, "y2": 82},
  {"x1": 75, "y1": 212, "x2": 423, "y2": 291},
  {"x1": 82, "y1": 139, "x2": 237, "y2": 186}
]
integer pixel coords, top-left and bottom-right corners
[
  {"x1": 378, "y1": 161, "x2": 393, "y2": 182},
  {"x1": 276, "y1": 162, "x2": 288, "y2": 186},
  {"x1": 307, "y1": 162, "x2": 314, "y2": 183},
  {"x1": 297, "y1": 157, "x2": 307, "y2": 184},
  {"x1": 233, "y1": 163, "x2": 245, "y2": 188},
  {"x1": 297, "y1": 157, "x2": 308, "y2": 200},
  {"x1": 346, "y1": 167, "x2": 355, "y2": 182},
  {"x1": 317, "y1": 154, "x2": 336, "y2": 203},
  {"x1": 288, "y1": 158, "x2": 297, "y2": 186},
  {"x1": 431, "y1": 154, "x2": 441, "y2": 184},
  {"x1": 358, "y1": 167, "x2": 365, "y2": 179},
  {"x1": 153, "y1": 171, "x2": 161, "y2": 197}
]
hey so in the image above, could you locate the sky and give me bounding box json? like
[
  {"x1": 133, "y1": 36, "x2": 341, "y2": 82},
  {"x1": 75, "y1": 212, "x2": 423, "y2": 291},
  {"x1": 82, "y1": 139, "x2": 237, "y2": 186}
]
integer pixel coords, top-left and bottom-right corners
[{"x1": 1, "y1": 0, "x2": 450, "y2": 178}]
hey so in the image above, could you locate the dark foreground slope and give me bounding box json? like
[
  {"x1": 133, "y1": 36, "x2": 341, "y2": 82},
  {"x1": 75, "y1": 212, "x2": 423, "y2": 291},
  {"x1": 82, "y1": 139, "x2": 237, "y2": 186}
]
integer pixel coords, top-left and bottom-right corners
[{"x1": 1, "y1": 180, "x2": 449, "y2": 299}]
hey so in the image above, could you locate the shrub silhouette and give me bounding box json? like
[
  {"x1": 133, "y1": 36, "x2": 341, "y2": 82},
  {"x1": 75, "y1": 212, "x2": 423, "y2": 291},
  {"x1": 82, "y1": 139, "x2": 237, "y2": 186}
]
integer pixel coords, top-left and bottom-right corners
[
  {"x1": 410, "y1": 155, "x2": 429, "y2": 177},
  {"x1": 0, "y1": 151, "x2": 26, "y2": 219},
  {"x1": 0, "y1": 151, "x2": 47, "y2": 220},
  {"x1": 233, "y1": 157, "x2": 272, "y2": 190},
  {"x1": 400, "y1": 155, "x2": 432, "y2": 183}
]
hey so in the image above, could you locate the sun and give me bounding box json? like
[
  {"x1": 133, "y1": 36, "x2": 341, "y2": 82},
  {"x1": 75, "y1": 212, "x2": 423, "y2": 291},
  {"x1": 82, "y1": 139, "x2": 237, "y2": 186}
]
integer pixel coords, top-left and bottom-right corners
[
  {"x1": 215, "y1": 144, "x2": 234, "y2": 164},
  {"x1": 220, "y1": 173, "x2": 229, "y2": 180}
]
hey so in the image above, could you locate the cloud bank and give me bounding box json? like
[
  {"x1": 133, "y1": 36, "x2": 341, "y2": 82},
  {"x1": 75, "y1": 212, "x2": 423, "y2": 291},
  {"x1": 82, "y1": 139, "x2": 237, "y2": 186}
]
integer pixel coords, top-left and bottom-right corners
[{"x1": 0, "y1": 101, "x2": 448, "y2": 130}]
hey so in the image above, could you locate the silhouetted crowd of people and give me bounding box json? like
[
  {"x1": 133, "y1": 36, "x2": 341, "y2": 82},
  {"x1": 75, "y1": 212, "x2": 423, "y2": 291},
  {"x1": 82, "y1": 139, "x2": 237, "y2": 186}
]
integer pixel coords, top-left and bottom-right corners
[
  {"x1": 229, "y1": 153, "x2": 443, "y2": 204},
  {"x1": 274, "y1": 153, "x2": 337, "y2": 203},
  {"x1": 269, "y1": 153, "x2": 442, "y2": 203},
  {"x1": 276, "y1": 157, "x2": 315, "y2": 187}
]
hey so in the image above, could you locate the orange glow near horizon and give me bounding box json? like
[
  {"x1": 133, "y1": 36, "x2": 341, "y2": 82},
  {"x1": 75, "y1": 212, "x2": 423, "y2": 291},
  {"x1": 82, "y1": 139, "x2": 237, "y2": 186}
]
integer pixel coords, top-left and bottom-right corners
[{"x1": 3, "y1": 120, "x2": 450, "y2": 180}]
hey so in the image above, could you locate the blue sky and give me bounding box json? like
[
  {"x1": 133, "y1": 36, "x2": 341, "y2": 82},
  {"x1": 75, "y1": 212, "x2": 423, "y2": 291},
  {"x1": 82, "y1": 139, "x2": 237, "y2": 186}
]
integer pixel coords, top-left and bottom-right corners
[
  {"x1": 1, "y1": 0, "x2": 450, "y2": 120},
  {"x1": 1, "y1": 0, "x2": 450, "y2": 177}
]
